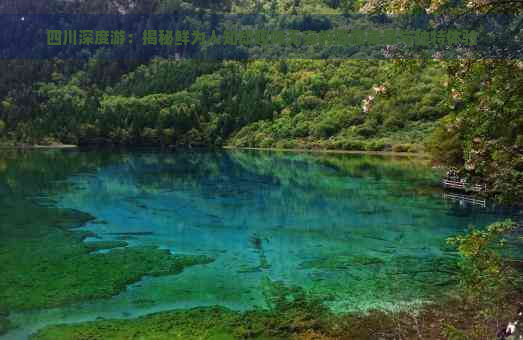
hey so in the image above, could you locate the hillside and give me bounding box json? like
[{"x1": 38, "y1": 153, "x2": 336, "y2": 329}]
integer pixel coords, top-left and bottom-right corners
[{"x1": 0, "y1": 0, "x2": 521, "y2": 202}]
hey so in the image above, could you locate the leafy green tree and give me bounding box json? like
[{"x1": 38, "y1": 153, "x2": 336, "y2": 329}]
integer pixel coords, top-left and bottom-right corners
[
  {"x1": 37, "y1": 80, "x2": 90, "y2": 143},
  {"x1": 446, "y1": 220, "x2": 520, "y2": 336}
]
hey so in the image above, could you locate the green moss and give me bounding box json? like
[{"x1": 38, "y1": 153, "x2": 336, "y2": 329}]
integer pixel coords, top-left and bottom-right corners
[
  {"x1": 0, "y1": 229, "x2": 214, "y2": 311},
  {"x1": 31, "y1": 306, "x2": 295, "y2": 340},
  {"x1": 0, "y1": 197, "x2": 214, "y2": 313},
  {"x1": 31, "y1": 278, "x2": 334, "y2": 340},
  {"x1": 0, "y1": 153, "x2": 216, "y2": 324},
  {"x1": 31, "y1": 307, "x2": 241, "y2": 340},
  {"x1": 299, "y1": 255, "x2": 386, "y2": 270},
  {"x1": 32, "y1": 290, "x2": 327, "y2": 340},
  {"x1": 29, "y1": 274, "x2": 521, "y2": 340}
]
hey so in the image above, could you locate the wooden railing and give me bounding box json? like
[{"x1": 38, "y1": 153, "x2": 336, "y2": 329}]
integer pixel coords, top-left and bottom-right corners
[
  {"x1": 441, "y1": 179, "x2": 487, "y2": 193},
  {"x1": 442, "y1": 192, "x2": 487, "y2": 208}
]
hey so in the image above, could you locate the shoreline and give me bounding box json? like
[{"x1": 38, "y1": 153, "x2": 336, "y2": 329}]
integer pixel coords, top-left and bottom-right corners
[
  {"x1": 0, "y1": 143, "x2": 428, "y2": 157},
  {"x1": 0, "y1": 144, "x2": 78, "y2": 149},
  {"x1": 223, "y1": 145, "x2": 429, "y2": 158}
]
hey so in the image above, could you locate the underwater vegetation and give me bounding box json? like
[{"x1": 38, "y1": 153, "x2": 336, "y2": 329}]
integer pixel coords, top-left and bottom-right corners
[
  {"x1": 0, "y1": 151, "x2": 215, "y2": 336},
  {"x1": 31, "y1": 279, "x2": 332, "y2": 340},
  {"x1": 0, "y1": 205, "x2": 214, "y2": 322},
  {"x1": 84, "y1": 240, "x2": 129, "y2": 252},
  {"x1": 30, "y1": 286, "x2": 523, "y2": 340},
  {"x1": 0, "y1": 203, "x2": 214, "y2": 335},
  {"x1": 31, "y1": 219, "x2": 523, "y2": 340},
  {"x1": 1, "y1": 149, "x2": 521, "y2": 339},
  {"x1": 30, "y1": 264, "x2": 523, "y2": 340}
]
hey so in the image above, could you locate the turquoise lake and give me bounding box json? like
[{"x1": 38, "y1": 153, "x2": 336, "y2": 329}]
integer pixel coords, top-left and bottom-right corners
[{"x1": 0, "y1": 149, "x2": 521, "y2": 339}]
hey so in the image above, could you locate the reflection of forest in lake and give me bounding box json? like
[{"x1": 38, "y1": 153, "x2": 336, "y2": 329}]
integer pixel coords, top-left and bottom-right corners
[{"x1": 1, "y1": 149, "x2": 521, "y2": 338}]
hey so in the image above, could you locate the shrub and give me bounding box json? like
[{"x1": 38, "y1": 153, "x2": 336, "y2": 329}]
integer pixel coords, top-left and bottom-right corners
[
  {"x1": 40, "y1": 136, "x2": 59, "y2": 146},
  {"x1": 161, "y1": 128, "x2": 175, "y2": 145},
  {"x1": 297, "y1": 95, "x2": 323, "y2": 111},
  {"x1": 392, "y1": 144, "x2": 412, "y2": 153},
  {"x1": 426, "y1": 116, "x2": 464, "y2": 165},
  {"x1": 447, "y1": 220, "x2": 518, "y2": 316},
  {"x1": 490, "y1": 158, "x2": 523, "y2": 203},
  {"x1": 141, "y1": 128, "x2": 159, "y2": 145},
  {"x1": 0, "y1": 120, "x2": 5, "y2": 135},
  {"x1": 347, "y1": 114, "x2": 366, "y2": 126},
  {"x1": 293, "y1": 121, "x2": 310, "y2": 138},
  {"x1": 515, "y1": 135, "x2": 523, "y2": 148},
  {"x1": 181, "y1": 128, "x2": 205, "y2": 147},
  {"x1": 355, "y1": 125, "x2": 377, "y2": 138},
  {"x1": 312, "y1": 119, "x2": 339, "y2": 138},
  {"x1": 78, "y1": 123, "x2": 99, "y2": 140},
  {"x1": 287, "y1": 15, "x2": 332, "y2": 32},
  {"x1": 383, "y1": 116, "x2": 405, "y2": 130},
  {"x1": 108, "y1": 128, "x2": 132, "y2": 144},
  {"x1": 275, "y1": 140, "x2": 297, "y2": 149},
  {"x1": 330, "y1": 140, "x2": 345, "y2": 150},
  {"x1": 259, "y1": 136, "x2": 275, "y2": 148},
  {"x1": 333, "y1": 139, "x2": 366, "y2": 151},
  {"x1": 365, "y1": 140, "x2": 386, "y2": 151}
]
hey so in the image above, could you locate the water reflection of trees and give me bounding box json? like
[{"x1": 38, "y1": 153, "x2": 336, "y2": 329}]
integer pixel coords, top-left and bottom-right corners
[
  {"x1": 0, "y1": 148, "x2": 437, "y2": 197},
  {"x1": 0, "y1": 149, "x2": 480, "y2": 237},
  {"x1": 0, "y1": 149, "x2": 123, "y2": 199},
  {"x1": 58, "y1": 149, "x2": 449, "y2": 235}
]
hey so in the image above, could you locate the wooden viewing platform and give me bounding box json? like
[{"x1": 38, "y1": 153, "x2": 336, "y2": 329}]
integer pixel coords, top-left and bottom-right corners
[{"x1": 441, "y1": 179, "x2": 487, "y2": 193}]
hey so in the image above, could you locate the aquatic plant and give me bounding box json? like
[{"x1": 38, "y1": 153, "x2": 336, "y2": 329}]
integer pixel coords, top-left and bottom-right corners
[
  {"x1": 32, "y1": 279, "x2": 333, "y2": 340},
  {"x1": 0, "y1": 226, "x2": 214, "y2": 312}
]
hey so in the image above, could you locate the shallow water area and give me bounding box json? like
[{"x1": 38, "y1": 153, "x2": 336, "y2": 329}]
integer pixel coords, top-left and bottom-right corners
[{"x1": 0, "y1": 149, "x2": 520, "y2": 339}]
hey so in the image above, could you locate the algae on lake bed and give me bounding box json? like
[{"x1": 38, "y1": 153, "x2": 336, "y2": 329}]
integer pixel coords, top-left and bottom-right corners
[
  {"x1": 31, "y1": 306, "x2": 330, "y2": 340},
  {"x1": 31, "y1": 280, "x2": 331, "y2": 340},
  {"x1": 0, "y1": 197, "x2": 214, "y2": 322},
  {"x1": 0, "y1": 151, "x2": 215, "y2": 319},
  {"x1": 30, "y1": 291, "x2": 523, "y2": 340},
  {"x1": 31, "y1": 307, "x2": 249, "y2": 340},
  {"x1": 0, "y1": 223, "x2": 213, "y2": 312},
  {"x1": 2, "y1": 149, "x2": 521, "y2": 339}
]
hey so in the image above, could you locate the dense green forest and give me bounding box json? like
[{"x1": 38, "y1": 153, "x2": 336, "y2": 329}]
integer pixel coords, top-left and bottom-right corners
[{"x1": 0, "y1": 0, "x2": 521, "y2": 202}]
